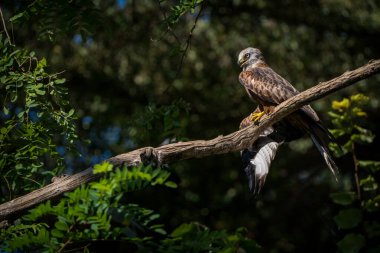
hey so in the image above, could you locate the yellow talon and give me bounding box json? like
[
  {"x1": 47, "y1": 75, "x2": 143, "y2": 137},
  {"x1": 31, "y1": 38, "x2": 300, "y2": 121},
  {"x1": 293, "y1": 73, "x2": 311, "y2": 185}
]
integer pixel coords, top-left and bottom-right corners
[{"x1": 249, "y1": 111, "x2": 265, "y2": 123}]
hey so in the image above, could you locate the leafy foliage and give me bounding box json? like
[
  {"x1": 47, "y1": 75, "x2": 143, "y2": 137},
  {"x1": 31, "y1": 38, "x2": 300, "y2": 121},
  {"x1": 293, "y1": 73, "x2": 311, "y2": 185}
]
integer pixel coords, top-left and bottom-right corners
[
  {"x1": 1, "y1": 0, "x2": 380, "y2": 252},
  {"x1": 0, "y1": 35, "x2": 77, "y2": 200},
  {"x1": 329, "y1": 94, "x2": 375, "y2": 155},
  {"x1": 159, "y1": 223, "x2": 261, "y2": 253},
  {"x1": 0, "y1": 162, "x2": 260, "y2": 252},
  {"x1": 329, "y1": 94, "x2": 380, "y2": 253},
  {"x1": 0, "y1": 162, "x2": 173, "y2": 252},
  {"x1": 9, "y1": 0, "x2": 102, "y2": 41},
  {"x1": 0, "y1": 4, "x2": 261, "y2": 250},
  {"x1": 165, "y1": 0, "x2": 204, "y2": 26}
]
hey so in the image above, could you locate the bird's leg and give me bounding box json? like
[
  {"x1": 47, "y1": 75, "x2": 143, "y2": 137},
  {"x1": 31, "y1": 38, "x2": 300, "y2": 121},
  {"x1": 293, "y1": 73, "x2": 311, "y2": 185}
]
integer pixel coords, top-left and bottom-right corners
[{"x1": 249, "y1": 111, "x2": 265, "y2": 123}]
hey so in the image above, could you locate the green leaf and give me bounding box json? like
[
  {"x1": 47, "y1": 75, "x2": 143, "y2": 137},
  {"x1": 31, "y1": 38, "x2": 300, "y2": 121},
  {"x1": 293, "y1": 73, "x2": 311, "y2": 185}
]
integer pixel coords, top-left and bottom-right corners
[
  {"x1": 154, "y1": 228, "x2": 167, "y2": 235},
  {"x1": 37, "y1": 58, "x2": 47, "y2": 69},
  {"x1": 358, "y1": 160, "x2": 380, "y2": 173},
  {"x1": 219, "y1": 248, "x2": 235, "y2": 253},
  {"x1": 3, "y1": 106, "x2": 9, "y2": 115},
  {"x1": 328, "y1": 111, "x2": 343, "y2": 119},
  {"x1": 164, "y1": 181, "x2": 178, "y2": 188},
  {"x1": 337, "y1": 233, "x2": 365, "y2": 253},
  {"x1": 330, "y1": 192, "x2": 357, "y2": 206},
  {"x1": 51, "y1": 229, "x2": 64, "y2": 238},
  {"x1": 68, "y1": 109, "x2": 75, "y2": 117},
  {"x1": 171, "y1": 223, "x2": 197, "y2": 237},
  {"x1": 360, "y1": 175, "x2": 378, "y2": 191},
  {"x1": 362, "y1": 196, "x2": 380, "y2": 212},
  {"x1": 334, "y1": 208, "x2": 362, "y2": 229},
  {"x1": 329, "y1": 129, "x2": 345, "y2": 138},
  {"x1": 329, "y1": 142, "x2": 347, "y2": 157},
  {"x1": 91, "y1": 182, "x2": 112, "y2": 193},
  {"x1": 54, "y1": 78, "x2": 66, "y2": 84},
  {"x1": 11, "y1": 93, "x2": 18, "y2": 102},
  {"x1": 17, "y1": 110, "x2": 25, "y2": 118},
  {"x1": 35, "y1": 89, "x2": 46, "y2": 95},
  {"x1": 9, "y1": 12, "x2": 25, "y2": 22},
  {"x1": 350, "y1": 94, "x2": 369, "y2": 103},
  {"x1": 93, "y1": 162, "x2": 113, "y2": 174},
  {"x1": 0, "y1": 127, "x2": 7, "y2": 134},
  {"x1": 351, "y1": 132, "x2": 375, "y2": 144},
  {"x1": 55, "y1": 221, "x2": 69, "y2": 231}
]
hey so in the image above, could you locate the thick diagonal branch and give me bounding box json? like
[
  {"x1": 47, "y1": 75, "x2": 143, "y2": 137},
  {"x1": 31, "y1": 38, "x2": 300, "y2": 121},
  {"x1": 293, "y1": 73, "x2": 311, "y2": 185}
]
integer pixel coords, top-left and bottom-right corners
[{"x1": 1, "y1": 59, "x2": 380, "y2": 220}]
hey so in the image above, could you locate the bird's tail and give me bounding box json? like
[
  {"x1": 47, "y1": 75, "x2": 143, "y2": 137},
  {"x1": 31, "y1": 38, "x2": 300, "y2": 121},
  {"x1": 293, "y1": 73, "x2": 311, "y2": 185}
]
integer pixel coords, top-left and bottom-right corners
[
  {"x1": 241, "y1": 135, "x2": 281, "y2": 194},
  {"x1": 307, "y1": 120, "x2": 340, "y2": 181}
]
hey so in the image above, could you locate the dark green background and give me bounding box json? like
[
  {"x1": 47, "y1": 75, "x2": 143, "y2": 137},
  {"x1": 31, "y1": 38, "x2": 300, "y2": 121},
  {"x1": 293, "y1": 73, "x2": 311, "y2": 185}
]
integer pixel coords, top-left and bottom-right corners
[{"x1": 2, "y1": 1, "x2": 380, "y2": 252}]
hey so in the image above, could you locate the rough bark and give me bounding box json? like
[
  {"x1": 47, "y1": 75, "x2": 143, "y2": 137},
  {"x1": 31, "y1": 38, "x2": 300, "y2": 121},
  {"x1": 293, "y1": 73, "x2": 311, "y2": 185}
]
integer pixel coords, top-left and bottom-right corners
[{"x1": 1, "y1": 59, "x2": 380, "y2": 221}]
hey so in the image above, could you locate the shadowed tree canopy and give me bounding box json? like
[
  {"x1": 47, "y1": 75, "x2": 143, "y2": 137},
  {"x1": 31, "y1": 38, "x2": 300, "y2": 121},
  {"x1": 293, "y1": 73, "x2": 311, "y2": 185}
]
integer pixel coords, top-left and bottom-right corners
[{"x1": 1, "y1": 0, "x2": 380, "y2": 252}]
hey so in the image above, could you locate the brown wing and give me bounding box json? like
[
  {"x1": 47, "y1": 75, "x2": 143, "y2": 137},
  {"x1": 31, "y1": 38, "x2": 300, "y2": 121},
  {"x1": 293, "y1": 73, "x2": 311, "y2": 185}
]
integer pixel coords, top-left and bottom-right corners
[
  {"x1": 239, "y1": 67, "x2": 320, "y2": 122},
  {"x1": 239, "y1": 66, "x2": 339, "y2": 180},
  {"x1": 239, "y1": 67, "x2": 298, "y2": 105}
]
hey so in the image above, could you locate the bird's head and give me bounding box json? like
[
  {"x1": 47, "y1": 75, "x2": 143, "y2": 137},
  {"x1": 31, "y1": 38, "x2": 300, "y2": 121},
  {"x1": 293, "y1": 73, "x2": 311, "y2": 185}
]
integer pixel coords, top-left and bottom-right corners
[{"x1": 237, "y1": 47, "x2": 264, "y2": 70}]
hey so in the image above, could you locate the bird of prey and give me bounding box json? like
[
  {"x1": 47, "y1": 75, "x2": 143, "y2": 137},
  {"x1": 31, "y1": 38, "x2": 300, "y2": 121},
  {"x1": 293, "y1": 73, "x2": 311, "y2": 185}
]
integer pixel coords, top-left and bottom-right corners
[{"x1": 237, "y1": 47, "x2": 339, "y2": 194}]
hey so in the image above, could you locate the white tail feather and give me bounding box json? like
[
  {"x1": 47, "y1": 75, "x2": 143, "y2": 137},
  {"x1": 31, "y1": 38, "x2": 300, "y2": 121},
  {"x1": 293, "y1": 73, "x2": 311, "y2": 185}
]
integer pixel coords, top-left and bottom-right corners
[{"x1": 249, "y1": 138, "x2": 281, "y2": 193}]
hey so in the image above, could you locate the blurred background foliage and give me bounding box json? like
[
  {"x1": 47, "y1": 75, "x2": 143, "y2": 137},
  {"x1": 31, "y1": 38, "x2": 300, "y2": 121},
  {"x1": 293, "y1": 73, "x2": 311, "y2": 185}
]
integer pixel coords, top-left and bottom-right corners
[{"x1": 1, "y1": 0, "x2": 380, "y2": 252}]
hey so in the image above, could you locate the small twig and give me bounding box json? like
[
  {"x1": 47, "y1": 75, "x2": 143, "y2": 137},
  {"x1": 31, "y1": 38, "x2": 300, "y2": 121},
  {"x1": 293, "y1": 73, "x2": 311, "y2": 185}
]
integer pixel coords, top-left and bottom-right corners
[
  {"x1": 351, "y1": 143, "x2": 361, "y2": 200},
  {"x1": 64, "y1": 244, "x2": 91, "y2": 253},
  {"x1": 49, "y1": 70, "x2": 67, "y2": 77},
  {"x1": 156, "y1": 0, "x2": 181, "y2": 44},
  {"x1": 11, "y1": 18, "x2": 14, "y2": 43},
  {"x1": 57, "y1": 223, "x2": 75, "y2": 253},
  {"x1": 176, "y1": 2, "x2": 204, "y2": 77},
  {"x1": 2, "y1": 176, "x2": 12, "y2": 200},
  {"x1": 0, "y1": 6, "x2": 13, "y2": 45},
  {"x1": 57, "y1": 238, "x2": 72, "y2": 253},
  {"x1": 22, "y1": 176, "x2": 42, "y2": 187}
]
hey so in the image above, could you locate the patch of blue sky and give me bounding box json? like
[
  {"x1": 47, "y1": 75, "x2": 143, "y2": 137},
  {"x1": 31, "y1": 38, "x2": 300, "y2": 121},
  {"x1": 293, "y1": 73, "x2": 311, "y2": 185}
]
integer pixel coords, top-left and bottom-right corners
[
  {"x1": 28, "y1": 109, "x2": 39, "y2": 122},
  {"x1": 56, "y1": 146, "x2": 66, "y2": 156},
  {"x1": 117, "y1": 0, "x2": 127, "y2": 9},
  {"x1": 72, "y1": 34, "x2": 82, "y2": 44},
  {"x1": 82, "y1": 116, "x2": 93, "y2": 129},
  {"x1": 102, "y1": 126, "x2": 121, "y2": 146},
  {"x1": 72, "y1": 34, "x2": 94, "y2": 46}
]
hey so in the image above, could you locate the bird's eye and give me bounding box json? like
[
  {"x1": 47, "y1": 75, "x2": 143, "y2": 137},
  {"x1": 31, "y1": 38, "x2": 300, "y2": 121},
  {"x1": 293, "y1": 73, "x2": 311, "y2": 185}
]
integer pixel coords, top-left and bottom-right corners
[{"x1": 244, "y1": 53, "x2": 250, "y2": 59}]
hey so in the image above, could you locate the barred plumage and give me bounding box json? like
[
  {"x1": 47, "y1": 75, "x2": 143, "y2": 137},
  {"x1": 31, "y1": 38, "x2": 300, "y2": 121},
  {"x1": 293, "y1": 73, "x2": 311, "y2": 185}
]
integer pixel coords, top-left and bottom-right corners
[{"x1": 238, "y1": 47, "x2": 339, "y2": 194}]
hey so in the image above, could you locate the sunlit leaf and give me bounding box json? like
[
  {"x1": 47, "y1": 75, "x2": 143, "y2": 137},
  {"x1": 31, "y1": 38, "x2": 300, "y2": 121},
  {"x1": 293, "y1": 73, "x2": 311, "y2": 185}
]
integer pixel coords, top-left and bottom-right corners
[
  {"x1": 3, "y1": 106, "x2": 9, "y2": 115},
  {"x1": 350, "y1": 94, "x2": 369, "y2": 104},
  {"x1": 358, "y1": 160, "x2": 380, "y2": 173},
  {"x1": 332, "y1": 98, "x2": 350, "y2": 111},
  {"x1": 164, "y1": 181, "x2": 178, "y2": 188},
  {"x1": 171, "y1": 223, "x2": 197, "y2": 237},
  {"x1": 54, "y1": 221, "x2": 69, "y2": 231},
  {"x1": 362, "y1": 195, "x2": 380, "y2": 212},
  {"x1": 51, "y1": 229, "x2": 64, "y2": 238},
  {"x1": 360, "y1": 176, "x2": 378, "y2": 191}
]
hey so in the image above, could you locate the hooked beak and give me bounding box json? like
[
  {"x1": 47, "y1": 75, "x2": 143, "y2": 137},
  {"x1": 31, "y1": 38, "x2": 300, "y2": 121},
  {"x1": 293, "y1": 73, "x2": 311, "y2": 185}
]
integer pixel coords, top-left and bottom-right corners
[{"x1": 238, "y1": 58, "x2": 246, "y2": 68}]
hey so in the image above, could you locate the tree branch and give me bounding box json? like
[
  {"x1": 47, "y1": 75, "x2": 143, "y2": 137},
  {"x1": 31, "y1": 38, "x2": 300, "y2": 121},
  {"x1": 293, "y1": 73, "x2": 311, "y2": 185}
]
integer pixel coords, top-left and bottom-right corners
[
  {"x1": 0, "y1": 6, "x2": 14, "y2": 45},
  {"x1": 1, "y1": 59, "x2": 380, "y2": 220}
]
